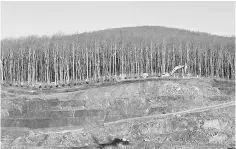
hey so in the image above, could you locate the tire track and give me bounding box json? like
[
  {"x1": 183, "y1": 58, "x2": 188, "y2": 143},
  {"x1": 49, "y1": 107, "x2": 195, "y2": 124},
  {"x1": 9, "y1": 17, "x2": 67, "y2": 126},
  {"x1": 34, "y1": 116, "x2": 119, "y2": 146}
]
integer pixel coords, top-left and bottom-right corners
[
  {"x1": 104, "y1": 100, "x2": 235, "y2": 126},
  {"x1": 37, "y1": 101, "x2": 235, "y2": 134}
]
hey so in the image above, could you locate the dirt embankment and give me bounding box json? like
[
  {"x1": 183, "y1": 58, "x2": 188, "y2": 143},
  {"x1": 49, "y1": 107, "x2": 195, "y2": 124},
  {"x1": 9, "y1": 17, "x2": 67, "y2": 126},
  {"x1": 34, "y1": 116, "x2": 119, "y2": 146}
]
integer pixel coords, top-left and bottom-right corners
[{"x1": 1, "y1": 78, "x2": 235, "y2": 149}]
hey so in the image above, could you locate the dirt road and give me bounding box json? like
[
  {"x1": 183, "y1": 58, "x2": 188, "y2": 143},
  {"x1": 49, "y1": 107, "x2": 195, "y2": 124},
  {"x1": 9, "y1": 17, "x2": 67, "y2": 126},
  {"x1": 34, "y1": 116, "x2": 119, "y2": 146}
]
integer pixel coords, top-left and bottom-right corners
[{"x1": 38, "y1": 100, "x2": 235, "y2": 135}]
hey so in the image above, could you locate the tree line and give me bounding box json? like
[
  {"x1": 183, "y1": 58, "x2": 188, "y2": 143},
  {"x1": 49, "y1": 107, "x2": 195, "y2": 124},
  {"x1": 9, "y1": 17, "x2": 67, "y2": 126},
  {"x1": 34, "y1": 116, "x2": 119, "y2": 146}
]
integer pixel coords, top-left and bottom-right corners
[{"x1": 1, "y1": 26, "x2": 235, "y2": 86}]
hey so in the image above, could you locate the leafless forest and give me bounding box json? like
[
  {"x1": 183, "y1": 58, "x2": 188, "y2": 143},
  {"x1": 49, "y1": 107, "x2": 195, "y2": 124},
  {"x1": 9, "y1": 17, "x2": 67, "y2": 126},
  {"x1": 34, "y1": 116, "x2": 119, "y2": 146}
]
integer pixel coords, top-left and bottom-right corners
[{"x1": 1, "y1": 26, "x2": 235, "y2": 86}]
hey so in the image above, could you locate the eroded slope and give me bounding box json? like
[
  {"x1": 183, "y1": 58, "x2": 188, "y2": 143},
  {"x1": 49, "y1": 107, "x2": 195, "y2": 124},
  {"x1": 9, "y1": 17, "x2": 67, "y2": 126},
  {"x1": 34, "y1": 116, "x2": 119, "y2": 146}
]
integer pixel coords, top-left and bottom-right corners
[{"x1": 1, "y1": 78, "x2": 235, "y2": 149}]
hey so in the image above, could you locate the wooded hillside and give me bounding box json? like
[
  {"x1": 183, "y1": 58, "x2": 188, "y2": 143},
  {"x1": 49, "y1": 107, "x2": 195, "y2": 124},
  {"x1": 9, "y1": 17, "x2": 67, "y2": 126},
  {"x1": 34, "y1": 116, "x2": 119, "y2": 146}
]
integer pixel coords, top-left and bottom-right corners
[{"x1": 1, "y1": 26, "x2": 235, "y2": 86}]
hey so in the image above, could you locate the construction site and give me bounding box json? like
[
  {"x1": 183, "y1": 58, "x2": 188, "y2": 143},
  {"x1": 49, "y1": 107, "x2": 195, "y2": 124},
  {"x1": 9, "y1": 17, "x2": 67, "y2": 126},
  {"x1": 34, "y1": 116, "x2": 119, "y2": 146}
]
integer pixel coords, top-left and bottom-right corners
[
  {"x1": 1, "y1": 63, "x2": 235, "y2": 149},
  {"x1": 1, "y1": 9, "x2": 235, "y2": 148}
]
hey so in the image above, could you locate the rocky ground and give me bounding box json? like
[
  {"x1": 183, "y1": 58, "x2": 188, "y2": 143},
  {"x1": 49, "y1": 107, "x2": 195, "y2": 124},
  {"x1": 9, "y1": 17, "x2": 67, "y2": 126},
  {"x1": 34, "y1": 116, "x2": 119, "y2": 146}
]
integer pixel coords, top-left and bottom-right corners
[{"x1": 1, "y1": 77, "x2": 235, "y2": 149}]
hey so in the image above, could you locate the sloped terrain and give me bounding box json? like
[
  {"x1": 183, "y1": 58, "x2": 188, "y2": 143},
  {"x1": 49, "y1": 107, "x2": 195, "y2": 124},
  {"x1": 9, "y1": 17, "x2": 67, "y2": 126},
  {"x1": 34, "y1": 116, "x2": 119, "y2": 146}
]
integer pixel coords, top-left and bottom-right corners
[{"x1": 1, "y1": 78, "x2": 235, "y2": 149}]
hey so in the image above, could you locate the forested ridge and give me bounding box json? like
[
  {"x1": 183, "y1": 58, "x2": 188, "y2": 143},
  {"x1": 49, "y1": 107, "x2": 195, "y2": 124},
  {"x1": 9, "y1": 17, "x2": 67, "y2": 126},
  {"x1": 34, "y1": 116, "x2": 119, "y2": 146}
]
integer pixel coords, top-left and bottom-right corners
[{"x1": 1, "y1": 26, "x2": 235, "y2": 86}]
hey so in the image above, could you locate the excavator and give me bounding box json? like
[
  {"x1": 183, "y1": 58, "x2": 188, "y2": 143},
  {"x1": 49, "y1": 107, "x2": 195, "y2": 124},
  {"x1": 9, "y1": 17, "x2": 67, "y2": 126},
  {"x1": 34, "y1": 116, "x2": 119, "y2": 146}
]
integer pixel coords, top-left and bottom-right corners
[
  {"x1": 162, "y1": 63, "x2": 188, "y2": 77},
  {"x1": 170, "y1": 63, "x2": 187, "y2": 76}
]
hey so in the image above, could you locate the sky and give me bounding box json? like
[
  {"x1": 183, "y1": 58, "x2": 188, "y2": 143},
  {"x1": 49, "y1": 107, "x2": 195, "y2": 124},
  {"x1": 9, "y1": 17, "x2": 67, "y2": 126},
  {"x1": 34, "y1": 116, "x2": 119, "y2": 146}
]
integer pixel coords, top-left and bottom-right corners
[{"x1": 1, "y1": 1, "x2": 235, "y2": 39}]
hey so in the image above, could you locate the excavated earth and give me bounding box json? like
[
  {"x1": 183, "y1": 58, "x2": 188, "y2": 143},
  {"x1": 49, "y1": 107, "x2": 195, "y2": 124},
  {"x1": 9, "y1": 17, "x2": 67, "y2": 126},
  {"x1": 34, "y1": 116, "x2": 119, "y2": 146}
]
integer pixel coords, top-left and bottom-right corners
[{"x1": 1, "y1": 77, "x2": 235, "y2": 149}]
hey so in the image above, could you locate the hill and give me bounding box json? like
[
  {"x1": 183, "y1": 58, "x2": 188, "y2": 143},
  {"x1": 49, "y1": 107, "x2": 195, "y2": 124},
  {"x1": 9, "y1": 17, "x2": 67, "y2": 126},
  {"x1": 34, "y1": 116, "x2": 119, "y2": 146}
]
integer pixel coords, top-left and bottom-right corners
[{"x1": 1, "y1": 26, "x2": 235, "y2": 86}]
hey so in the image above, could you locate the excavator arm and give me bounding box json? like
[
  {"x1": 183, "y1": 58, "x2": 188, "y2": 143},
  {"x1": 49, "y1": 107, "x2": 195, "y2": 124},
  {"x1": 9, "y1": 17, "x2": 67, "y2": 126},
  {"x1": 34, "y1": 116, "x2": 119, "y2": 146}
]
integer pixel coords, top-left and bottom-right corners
[{"x1": 170, "y1": 64, "x2": 187, "y2": 76}]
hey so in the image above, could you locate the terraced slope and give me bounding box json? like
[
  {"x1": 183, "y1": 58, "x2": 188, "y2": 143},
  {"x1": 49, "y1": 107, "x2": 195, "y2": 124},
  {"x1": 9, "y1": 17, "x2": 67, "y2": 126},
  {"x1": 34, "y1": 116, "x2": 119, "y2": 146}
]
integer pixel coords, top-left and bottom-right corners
[{"x1": 1, "y1": 78, "x2": 235, "y2": 149}]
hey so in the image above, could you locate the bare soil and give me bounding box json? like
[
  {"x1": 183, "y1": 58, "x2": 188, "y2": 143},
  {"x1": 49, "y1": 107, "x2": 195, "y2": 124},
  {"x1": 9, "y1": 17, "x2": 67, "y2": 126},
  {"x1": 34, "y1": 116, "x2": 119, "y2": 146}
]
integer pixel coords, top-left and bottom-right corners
[{"x1": 1, "y1": 77, "x2": 235, "y2": 149}]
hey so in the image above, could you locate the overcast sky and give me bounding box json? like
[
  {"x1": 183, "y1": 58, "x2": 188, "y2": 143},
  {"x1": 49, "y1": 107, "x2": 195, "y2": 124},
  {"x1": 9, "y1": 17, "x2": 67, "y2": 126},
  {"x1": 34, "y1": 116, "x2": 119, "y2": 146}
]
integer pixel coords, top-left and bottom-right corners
[{"x1": 1, "y1": 1, "x2": 235, "y2": 39}]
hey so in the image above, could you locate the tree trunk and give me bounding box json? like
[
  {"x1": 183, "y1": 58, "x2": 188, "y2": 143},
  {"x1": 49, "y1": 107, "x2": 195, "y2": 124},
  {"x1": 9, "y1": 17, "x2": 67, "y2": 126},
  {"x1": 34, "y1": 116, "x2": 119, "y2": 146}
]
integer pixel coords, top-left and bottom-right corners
[
  {"x1": 86, "y1": 47, "x2": 89, "y2": 80},
  {"x1": 28, "y1": 48, "x2": 31, "y2": 85},
  {"x1": 32, "y1": 49, "x2": 36, "y2": 86},
  {"x1": 186, "y1": 42, "x2": 190, "y2": 74},
  {"x1": 0, "y1": 58, "x2": 3, "y2": 83},
  {"x1": 72, "y1": 43, "x2": 75, "y2": 82}
]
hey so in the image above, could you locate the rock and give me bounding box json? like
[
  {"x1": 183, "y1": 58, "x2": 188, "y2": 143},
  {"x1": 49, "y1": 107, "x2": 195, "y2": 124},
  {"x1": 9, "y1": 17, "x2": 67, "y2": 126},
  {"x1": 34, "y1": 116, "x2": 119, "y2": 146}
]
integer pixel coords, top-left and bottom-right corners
[
  {"x1": 28, "y1": 134, "x2": 49, "y2": 142},
  {"x1": 143, "y1": 138, "x2": 150, "y2": 142},
  {"x1": 120, "y1": 74, "x2": 127, "y2": 80},
  {"x1": 203, "y1": 119, "x2": 221, "y2": 130},
  {"x1": 162, "y1": 73, "x2": 170, "y2": 77},
  {"x1": 209, "y1": 133, "x2": 227, "y2": 143},
  {"x1": 142, "y1": 73, "x2": 149, "y2": 78}
]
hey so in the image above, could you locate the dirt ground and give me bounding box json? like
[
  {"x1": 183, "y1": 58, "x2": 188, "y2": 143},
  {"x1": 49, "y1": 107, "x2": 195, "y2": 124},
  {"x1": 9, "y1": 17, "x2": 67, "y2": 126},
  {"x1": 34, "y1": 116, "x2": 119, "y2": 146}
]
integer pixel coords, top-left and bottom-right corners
[{"x1": 1, "y1": 77, "x2": 235, "y2": 149}]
